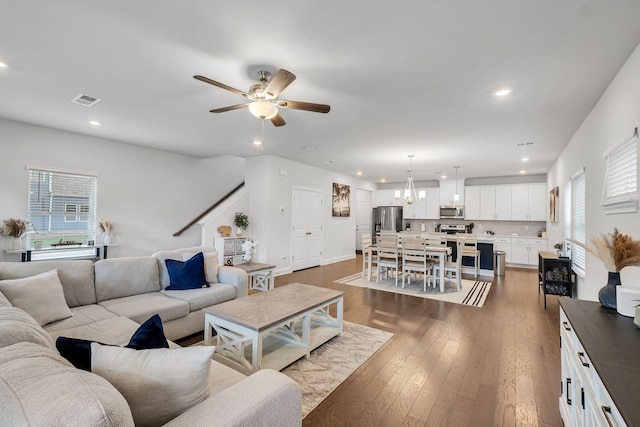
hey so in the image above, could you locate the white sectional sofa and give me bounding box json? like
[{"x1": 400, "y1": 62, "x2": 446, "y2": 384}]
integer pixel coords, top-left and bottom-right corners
[{"x1": 0, "y1": 248, "x2": 302, "y2": 426}]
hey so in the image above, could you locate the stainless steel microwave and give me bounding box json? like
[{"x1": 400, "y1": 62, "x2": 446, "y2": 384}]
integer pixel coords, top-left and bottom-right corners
[{"x1": 439, "y1": 205, "x2": 464, "y2": 219}]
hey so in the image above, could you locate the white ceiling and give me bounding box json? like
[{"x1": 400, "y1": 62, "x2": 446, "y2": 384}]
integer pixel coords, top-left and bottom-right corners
[{"x1": 1, "y1": 1, "x2": 640, "y2": 183}]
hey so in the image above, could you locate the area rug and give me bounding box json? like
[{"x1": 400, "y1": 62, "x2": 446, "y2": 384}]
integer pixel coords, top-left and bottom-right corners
[
  {"x1": 335, "y1": 272, "x2": 492, "y2": 307},
  {"x1": 196, "y1": 321, "x2": 393, "y2": 418},
  {"x1": 283, "y1": 321, "x2": 392, "y2": 417}
]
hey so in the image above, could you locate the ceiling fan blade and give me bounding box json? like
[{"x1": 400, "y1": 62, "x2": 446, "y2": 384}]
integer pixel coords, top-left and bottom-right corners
[
  {"x1": 209, "y1": 103, "x2": 249, "y2": 113},
  {"x1": 265, "y1": 69, "x2": 296, "y2": 97},
  {"x1": 270, "y1": 113, "x2": 286, "y2": 127},
  {"x1": 278, "y1": 99, "x2": 331, "y2": 113},
  {"x1": 194, "y1": 75, "x2": 249, "y2": 97}
]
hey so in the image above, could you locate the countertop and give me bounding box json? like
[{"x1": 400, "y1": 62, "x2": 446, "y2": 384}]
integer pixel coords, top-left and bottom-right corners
[{"x1": 560, "y1": 297, "x2": 640, "y2": 426}]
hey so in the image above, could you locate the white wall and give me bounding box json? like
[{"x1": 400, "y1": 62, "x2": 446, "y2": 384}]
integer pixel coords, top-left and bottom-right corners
[
  {"x1": 245, "y1": 155, "x2": 377, "y2": 274},
  {"x1": 547, "y1": 41, "x2": 640, "y2": 301},
  {"x1": 0, "y1": 118, "x2": 245, "y2": 260}
]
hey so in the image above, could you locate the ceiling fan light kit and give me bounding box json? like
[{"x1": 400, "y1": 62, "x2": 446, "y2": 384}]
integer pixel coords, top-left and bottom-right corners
[
  {"x1": 194, "y1": 68, "x2": 330, "y2": 127},
  {"x1": 248, "y1": 101, "x2": 278, "y2": 120}
]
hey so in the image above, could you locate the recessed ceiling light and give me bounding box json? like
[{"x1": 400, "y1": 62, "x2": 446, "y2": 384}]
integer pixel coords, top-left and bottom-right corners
[
  {"x1": 88, "y1": 120, "x2": 102, "y2": 126},
  {"x1": 519, "y1": 169, "x2": 527, "y2": 174},
  {"x1": 302, "y1": 146, "x2": 315, "y2": 151},
  {"x1": 356, "y1": 171, "x2": 363, "y2": 176},
  {"x1": 494, "y1": 88, "x2": 511, "y2": 97},
  {"x1": 253, "y1": 140, "x2": 263, "y2": 147},
  {"x1": 441, "y1": 175, "x2": 447, "y2": 179},
  {"x1": 0, "y1": 62, "x2": 7, "y2": 68},
  {"x1": 380, "y1": 178, "x2": 386, "y2": 183},
  {"x1": 521, "y1": 157, "x2": 530, "y2": 162}
]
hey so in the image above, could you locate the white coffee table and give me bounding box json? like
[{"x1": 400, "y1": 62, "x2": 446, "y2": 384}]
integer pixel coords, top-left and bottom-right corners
[{"x1": 204, "y1": 283, "x2": 344, "y2": 374}]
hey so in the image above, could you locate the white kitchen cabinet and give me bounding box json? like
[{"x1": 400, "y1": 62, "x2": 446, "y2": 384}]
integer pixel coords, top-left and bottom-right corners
[
  {"x1": 493, "y1": 237, "x2": 512, "y2": 263},
  {"x1": 376, "y1": 189, "x2": 402, "y2": 206},
  {"x1": 511, "y1": 237, "x2": 547, "y2": 265},
  {"x1": 424, "y1": 187, "x2": 440, "y2": 219},
  {"x1": 464, "y1": 186, "x2": 480, "y2": 220},
  {"x1": 511, "y1": 183, "x2": 546, "y2": 221},
  {"x1": 439, "y1": 179, "x2": 465, "y2": 205},
  {"x1": 479, "y1": 185, "x2": 512, "y2": 220},
  {"x1": 403, "y1": 190, "x2": 427, "y2": 219}
]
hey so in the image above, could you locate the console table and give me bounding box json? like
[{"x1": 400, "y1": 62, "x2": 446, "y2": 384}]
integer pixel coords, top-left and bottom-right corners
[{"x1": 3, "y1": 244, "x2": 117, "y2": 262}]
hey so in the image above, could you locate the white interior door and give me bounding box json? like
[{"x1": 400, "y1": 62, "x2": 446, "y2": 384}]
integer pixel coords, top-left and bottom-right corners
[
  {"x1": 292, "y1": 187, "x2": 323, "y2": 271},
  {"x1": 355, "y1": 189, "x2": 372, "y2": 251}
]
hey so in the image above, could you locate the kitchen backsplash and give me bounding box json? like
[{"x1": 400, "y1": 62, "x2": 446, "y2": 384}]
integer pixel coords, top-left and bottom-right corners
[{"x1": 404, "y1": 219, "x2": 546, "y2": 237}]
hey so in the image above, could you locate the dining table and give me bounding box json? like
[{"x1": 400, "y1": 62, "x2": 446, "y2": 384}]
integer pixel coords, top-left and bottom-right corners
[{"x1": 364, "y1": 243, "x2": 452, "y2": 293}]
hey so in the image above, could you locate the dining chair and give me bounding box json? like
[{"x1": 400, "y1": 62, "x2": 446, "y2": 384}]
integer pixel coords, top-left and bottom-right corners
[
  {"x1": 376, "y1": 233, "x2": 401, "y2": 286},
  {"x1": 401, "y1": 235, "x2": 434, "y2": 290},
  {"x1": 361, "y1": 233, "x2": 377, "y2": 281},
  {"x1": 433, "y1": 235, "x2": 463, "y2": 291},
  {"x1": 459, "y1": 235, "x2": 480, "y2": 278}
]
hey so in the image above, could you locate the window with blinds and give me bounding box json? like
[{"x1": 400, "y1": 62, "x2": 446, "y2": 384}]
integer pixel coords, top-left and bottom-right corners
[
  {"x1": 563, "y1": 181, "x2": 571, "y2": 240},
  {"x1": 571, "y1": 171, "x2": 586, "y2": 270},
  {"x1": 27, "y1": 169, "x2": 97, "y2": 248},
  {"x1": 602, "y1": 133, "x2": 638, "y2": 214}
]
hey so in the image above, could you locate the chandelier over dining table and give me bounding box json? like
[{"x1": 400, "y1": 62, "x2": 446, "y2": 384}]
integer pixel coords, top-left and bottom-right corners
[{"x1": 395, "y1": 155, "x2": 425, "y2": 205}]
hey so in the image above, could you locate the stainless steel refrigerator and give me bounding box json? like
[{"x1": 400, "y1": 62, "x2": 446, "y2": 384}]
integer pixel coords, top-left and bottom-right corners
[{"x1": 371, "y1": 206, "x2": 403, "y2": 244}]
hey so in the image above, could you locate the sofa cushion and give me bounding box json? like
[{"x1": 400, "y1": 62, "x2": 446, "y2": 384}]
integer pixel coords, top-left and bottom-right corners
[
  {"x1": 91, "y1": 343, "x2": 215, "y2": 427},
  {"x1": 44, "y1": 304, "x2": 118, "y2": 333},
  {"x1": 0, "y1": 290, "x2": 11, "y2": 307},
  {"x1": 0, "y1": 306, "x2": 55, "y2": 350},
  {"x1": 162, "y1": 283, "x2": 237, "y2": 311},
  {"x1": 56, "y1": 314, "x2": 170, "y2": 371},
  {"x1": 165, "y1": 252, "x2": 209, "y2": 290},
  {"x1": 0, "y1": 259, "x2": 96, "y2": 307},
  {"x1": 99, "y1": 292, "x2": 189, "y2": 324},
  {"x1": 94, "y1": 257, "x2": 161, "y2": 302},
  {"x1": 0, "y1": 269, "x2": 73, "y2": 326},
  {"x1": 0, "y1": 342, "x2": 135, "y2": 427},
  {"x1": 46, "y1": 316, "x2": 143, "y2": 347}
]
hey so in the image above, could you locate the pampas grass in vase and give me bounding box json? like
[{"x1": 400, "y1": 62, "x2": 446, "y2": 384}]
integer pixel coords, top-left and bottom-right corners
[
  {"x1": 98, "y1": 218, "x2": 113, "y2": 244},
  {"x1": 571, "y1": 228, "x2": 640, "y2": 309}
]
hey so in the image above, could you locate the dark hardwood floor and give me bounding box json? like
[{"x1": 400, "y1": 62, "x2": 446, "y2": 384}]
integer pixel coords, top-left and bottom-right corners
[{"x1": 275, "y1": 256, "x2": 562, "y2": 427}]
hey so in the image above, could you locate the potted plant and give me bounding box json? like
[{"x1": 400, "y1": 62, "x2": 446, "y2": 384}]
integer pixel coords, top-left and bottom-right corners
[
  {"x1": 234, "y1": 212, "x2": 249, "y2": 236},
  {"x1": 553, "y1": 242, "x2": 563, "y2": 256}
]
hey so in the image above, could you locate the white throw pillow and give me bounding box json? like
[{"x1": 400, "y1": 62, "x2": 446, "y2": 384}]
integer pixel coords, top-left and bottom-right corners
[
  {"x1": 91, "y1": 343, "x2": 215, "y2": 427},
  {"x1": 0, "y1": 269, "x2": 73, "y2": 326}
]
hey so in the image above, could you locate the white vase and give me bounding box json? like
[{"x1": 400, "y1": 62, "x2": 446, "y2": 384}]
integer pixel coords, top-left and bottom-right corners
[
  {"x1": 103, "y1": 232, "x2": 112, "y2": 245},
  {"x1": 236, "y1": 228, "x2": 243, "y2": 237},
  {"x1": 12, "y1": 237, "x2": 21, "y2": 250}
]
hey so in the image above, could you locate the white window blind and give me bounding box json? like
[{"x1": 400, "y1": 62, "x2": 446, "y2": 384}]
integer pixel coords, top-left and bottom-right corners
[
  {"x1": 602, "y1": 132, "x2": 638, "y2": 213},
  {"x1": 563, "y1": 181, "x2": 571, "y2": 240},
  {"x1": 27, "y1": 169, "x2": 97, "y2": 248},
  {"x1": 571, "y1": 171, "x2": 586, "y2": 270}
]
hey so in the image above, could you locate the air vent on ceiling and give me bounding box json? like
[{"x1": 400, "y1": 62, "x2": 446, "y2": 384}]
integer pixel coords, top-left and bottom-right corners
[
  {"x1": 516, "y1": 141, "x2": 535, "y2": 147},
  {"x1": 70, "y1": 94, "x2": 101, "y2": 107}
]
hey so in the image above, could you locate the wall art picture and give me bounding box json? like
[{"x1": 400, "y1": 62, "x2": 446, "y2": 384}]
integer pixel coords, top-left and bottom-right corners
[
  {"x1": 332, "y1": 183, "x2": 351, "y2": 217},
  {"x1": 549, "y1": 186, "x2": 559, "y2": 223}
]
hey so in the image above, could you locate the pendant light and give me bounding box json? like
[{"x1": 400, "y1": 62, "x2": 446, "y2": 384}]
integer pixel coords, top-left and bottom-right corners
[
  {"x1": 395, "y1": 155, "x2": 425, "y2": 205},
  {"x1": 453, "y1": 166, "x2": 460, "y2": 202}
]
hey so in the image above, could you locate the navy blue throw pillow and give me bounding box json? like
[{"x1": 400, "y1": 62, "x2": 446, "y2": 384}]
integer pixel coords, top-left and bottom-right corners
[
  {"x1": 56, "y1": 314, "x2": 169, "y2": 371},
  {"x1": 165, "y1": 252, "x2": 209, "y2": 290},
  {"x1": 126, "y1": 314, "x2": 169, "y2": 350}
]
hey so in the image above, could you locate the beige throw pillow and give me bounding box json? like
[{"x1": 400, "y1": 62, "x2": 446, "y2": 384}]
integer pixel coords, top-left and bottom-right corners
[
  {"x1": 0, "y1": 269, "x2": 73, "y2": 326},
  {"x1": 91, "y1": 343, "x2": 215, "y2": 427},
  {"x1": 182, "y1": 251, "x2": 219, "y2": 283}
]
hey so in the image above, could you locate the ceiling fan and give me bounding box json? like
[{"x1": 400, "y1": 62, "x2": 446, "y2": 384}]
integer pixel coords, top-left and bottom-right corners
[{"x1": 193, "y1": 69, "x2": 330, "y2": 127}]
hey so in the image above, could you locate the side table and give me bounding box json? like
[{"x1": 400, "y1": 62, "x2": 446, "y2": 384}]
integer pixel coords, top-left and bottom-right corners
[{"x1": 233, "y1": 262, "x2": 277, "y2": 292}]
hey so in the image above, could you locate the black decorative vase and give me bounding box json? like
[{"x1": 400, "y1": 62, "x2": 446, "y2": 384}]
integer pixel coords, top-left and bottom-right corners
[{"x1": 598, "y1": 272, "x2": 621, "y2": 309}]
